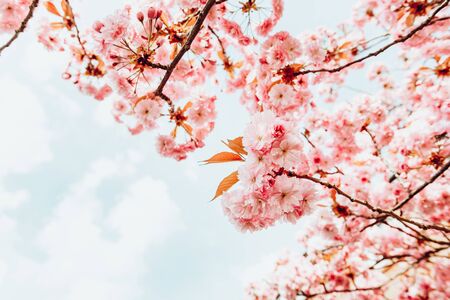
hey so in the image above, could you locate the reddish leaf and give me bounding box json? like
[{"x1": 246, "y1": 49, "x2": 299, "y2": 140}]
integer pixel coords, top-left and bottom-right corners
[
  {"x1": 182, "y1": 101, "x2": 192, "y2": 113},
  {"x1": 405, "y1": 14, "x2": 415, "y2": 27},
  {"x1": 223, "y1": 136, "x2": 247, "y2": 155},
  {"x1": 50, "y1": 22, "x2": 65, "y2": 29},
  {"x1": 212, "y1": 171, "x2": 239, "y2": 200},
  {"x1": 171, "y1": 125, "x2": 178, "y2": 138},
  {"x1": 44, "y1": 1, "x2": 61, "y2": 16},
  {"x1": 330, "y1": 189, "x2": 337, "y2": 202},
  {"x1": 203, "y1": 152, "x2": 243, "y2": 164},
  {"x1": 61, "y1": 0, "x2": 73, "y2": 18},
  {"x1": 181, "y1": 122, "x2": 193, "y2": 136}
]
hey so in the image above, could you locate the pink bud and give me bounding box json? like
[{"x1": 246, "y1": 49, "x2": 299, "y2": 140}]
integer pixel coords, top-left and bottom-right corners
[
  {"x1": 155, "y1": 20, "x2": 163, "y2": 30},
  {"x1": 93, "y1": 21, "x2": 104, "y2": 33},
  {"x1": 147, "y1": 7, "x2": 162, "y2": 19},
  {"x1": 136, "y1": 11, "x2": 144, "y2": 22}
]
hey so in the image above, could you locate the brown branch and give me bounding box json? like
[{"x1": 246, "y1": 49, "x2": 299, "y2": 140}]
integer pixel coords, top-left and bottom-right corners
[
  {"x1": 383, "y1": 220, "x2": 450, "y2": 246},
  {"x1": 66, "y1": 0, "x2": 87, "y2": 59},
  {"x1": 393, "y1": 159, "x2": 450, "y2": 211},
  {"x1": 146, "y1": 62, "x2": 169, "y2": 70},
  {"x1": 293, "y1": 0, "x2": 449, "y2": 77},
  {"x1": 280, "y1": 170, "x2": 450, "y2": 233},
  {"x1": 154, "y1": 0, "x2": 216, "y2": 98},
  {"x1": 0, "y1": 0, "x2": 40, "y2": 56},
  {"x1": 208, "y1": 25, "x2": 226, "y2": 54},
  {"x1": 298, "y1": 247, "x2": 447, "y2": 299}
]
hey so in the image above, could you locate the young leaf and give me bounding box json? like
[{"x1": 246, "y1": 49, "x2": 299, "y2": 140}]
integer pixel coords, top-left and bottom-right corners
[
  {"x1": 203, "y1": 152, "x2": 243, "y2": 164},
  {"x1": 223, "y1": 136, "x2": 247, "y2": 155},
  {"x1": 44, "y1": 1, "x2": 62, "y2": 16},
  {"x1": 182, "y1": 101, "x2": 192, "y2": 113},
  {"x1": 181, "y1": 122, "x2": 193, "y2": 136},
  {"x1": 61, "y1": 0, "x2": 73, "y2": 18},
  {"x1": 212, "y1": 171, "x2": 239, "y2": 200}
]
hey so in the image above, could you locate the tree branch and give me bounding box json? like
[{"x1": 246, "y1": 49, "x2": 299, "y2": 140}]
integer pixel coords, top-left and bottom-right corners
[
  {"x1": 393, "y1": 159, "x2": 450, "y2": 211},
  {"x1": 0, "y1": 0, "x2": 40, "y2": 56},
  {"x1": 298, "y1": 246, "x2": 448, "y2": 299},
  {"x1": 280, "y1": 170, "x2": 450, "y2": 233},
  {"x1": 154, "y1": 0, "x2": 216, "y2": 98},
  {"x1": 293, "y1": 0, "x2": 449, "y2": 76}
]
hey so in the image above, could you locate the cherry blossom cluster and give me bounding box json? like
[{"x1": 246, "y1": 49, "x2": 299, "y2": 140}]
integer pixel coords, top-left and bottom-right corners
[
  {"x1": 220, "y1": 110, "x2": 316, "y2": 231},
  {"x1": 213, "y1": 0, "x2": 449, "y2": 227},
  {"x1": 1, "y1": 0, "x2": 449, "y2": 298},
  {"x1": 35, "y1": 0, "x2": 286, "y2": 159},
  {"x1": 0, "y1": 0, "x2": 32, "y2": 33},
  {"x1": 247, "y1": 220, "x2": 449, "y2": 299}
]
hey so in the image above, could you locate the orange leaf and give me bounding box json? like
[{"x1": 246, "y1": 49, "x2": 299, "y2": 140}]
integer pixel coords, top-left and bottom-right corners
[
  {"x1": 171, "y1": 125, "x2": 178, "y2": 138},
  {"x1": 217, "y1": 50, "x2": 226, "y2": 61},
  {"x1": 44, "y1": 1, "x2": 61, "y2": 16},
  {"x1": 234, "y1": 61, "x2": 244, "y2": 69},
  {"x1": 203, "y1": 152, "x2": 244, "y2": 164},
  {"x1": 181, "y1": 122, "x2": 193, "y2": 136},
  {"x1": 185, "y1": 15, "x2": 198, "y2": 28},
  {"x1": 289, "y1": 63, "x2": 304, "y2": 72},
  {"x1": 339, "y1": 41, "x2": 352, "y2": 50},
  {"x1": 405, "y1": 14, "x2": 415, "y2": 27},
  {"x1": 330, "y1": 189, "x2": 337, "y2": 203},
  {"x1": 182, "y1": 101, "x2": 192, "y2": 113},
  {"x1": 170, "y1": 44, "x2": 178, "y2": 60},
  {"x1": 212, "y1": 171, "x2": 239, "y2": 200},
  {"x1": 159, "y1": 12, "x2": 170, "y2": 27},
  {"x1": 223, "y1": 137, "x2": 247, "y2": 155},
  {"x1": 61, "y1": 0, "x2": 73, "y2": 18},
  {"x1": 50, "y1": 22, "x2": 65, "y2": 29}
]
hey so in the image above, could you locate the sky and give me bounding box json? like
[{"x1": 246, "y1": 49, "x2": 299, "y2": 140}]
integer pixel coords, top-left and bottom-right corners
[{"x1": 0, "y1": 1, "x2": 356, "y2": 299}]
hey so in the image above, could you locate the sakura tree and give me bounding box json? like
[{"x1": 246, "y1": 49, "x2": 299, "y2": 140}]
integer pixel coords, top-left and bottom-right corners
[{"x1": 1, "y1": 0, "x2": 449, "y2": 299}]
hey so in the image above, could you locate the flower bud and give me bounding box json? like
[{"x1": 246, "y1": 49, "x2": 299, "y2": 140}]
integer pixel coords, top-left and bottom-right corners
[
  {"x1": 136, "y1": 11, "x2": 144, "y2": 22},
  {"x1": 147, "y1": 7, "x2": 162, "y2": 19},
  {"x1": 92, "y1": 21, "x2": 104, "y2": 33},
  {"x1": 155, "y1": 20, "x2": 163, "y2": 30}
]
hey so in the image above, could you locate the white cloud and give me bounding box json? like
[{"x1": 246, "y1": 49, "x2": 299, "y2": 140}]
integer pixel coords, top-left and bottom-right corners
[
  {"x1": 93, "y1": 100, "x2": 116, "y2": 128},
  {"x1": 0, "y1": 156, "x2": 181, "y2": 300},
  {"x1": 0, "y1": 77, "x2": 52, "y2": 175}
]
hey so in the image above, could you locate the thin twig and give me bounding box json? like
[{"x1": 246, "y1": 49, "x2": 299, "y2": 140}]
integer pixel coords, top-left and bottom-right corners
[
  {"x1": 293, "y1": 0, "x2": 449, "y2": 76},
  {"x1": 298, "y1": 247, "x2": 447, "y2": 299},
  {"x1": 393, "y1": 159, "x2": 450, "y2": 211},
  {"x1": 154, "y1": 0, "x2": 216, "y2": 97},
  {"x1": 280, "y1": 170, "x2": 450, "y2": 233},
  {"x1": 0, "y1": 0, "x2": 40, "y2": 56}
]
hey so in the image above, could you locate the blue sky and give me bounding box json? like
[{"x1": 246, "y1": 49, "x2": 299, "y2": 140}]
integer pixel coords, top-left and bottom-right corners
[{"x1": 0, "y1": 1, "x2": 356, "y2": 299}]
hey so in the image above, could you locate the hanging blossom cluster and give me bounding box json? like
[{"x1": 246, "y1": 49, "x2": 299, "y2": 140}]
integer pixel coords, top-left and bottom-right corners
[
  {"x1": 32, "y1": 0, "x2": 284, "y2": 160},
  {"x1": 203, "y1": 0, "x2": 449, "y2": 232},
  {"x1": 0, "y1": 0, "x2": 449, "y2": 299},
  {"x1": 216, "y1": 111, "x2": 317, "y2": 231}
]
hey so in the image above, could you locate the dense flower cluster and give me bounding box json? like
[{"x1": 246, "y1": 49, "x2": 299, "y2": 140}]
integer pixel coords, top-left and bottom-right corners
[
  {"x1": 1, "y1": 0, "x2": 449, "y2": 299},
  {"x1": 247, "y1": 222, "x2": 450, "y2": 299},
  {"x1": 0, "y1": 0, "x2": 32, "y2": 33},
  {"x1": 33, "y1": 0, "x2": 286, "y2": 159},
  {"x1": 221, "y1": 110, "x2": 316, "y2": 231}
]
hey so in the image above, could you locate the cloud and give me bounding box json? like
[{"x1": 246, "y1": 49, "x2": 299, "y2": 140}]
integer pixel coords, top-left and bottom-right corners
[
  {"x1": 0, "y1": 155, "x2": 181, "y2": 300},
  {"x1": 0, "y1": 77, "x2": 52, "y2": 175}
]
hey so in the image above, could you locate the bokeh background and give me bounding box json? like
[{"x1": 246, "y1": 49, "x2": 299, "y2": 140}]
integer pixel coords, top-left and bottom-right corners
[{"x1": 0, "y1": 1, "x2": 358, "y2": 299}]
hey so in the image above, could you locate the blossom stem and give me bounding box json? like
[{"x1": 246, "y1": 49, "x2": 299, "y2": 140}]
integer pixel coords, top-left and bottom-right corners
[
  {"x1": 281, "y1": 169, "x2": 450, "y2": 233},
  {"x1": 154, "y1": 0, "x2": 217, "y2": 98},
  {"x1": 293, "y1": 0, "x2": 449, "y2": 76}
]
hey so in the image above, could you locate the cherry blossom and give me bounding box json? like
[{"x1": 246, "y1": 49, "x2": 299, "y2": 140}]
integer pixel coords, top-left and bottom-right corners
[{"x1": 0, "y1": 0, "x2": 449, "y2": 298}]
